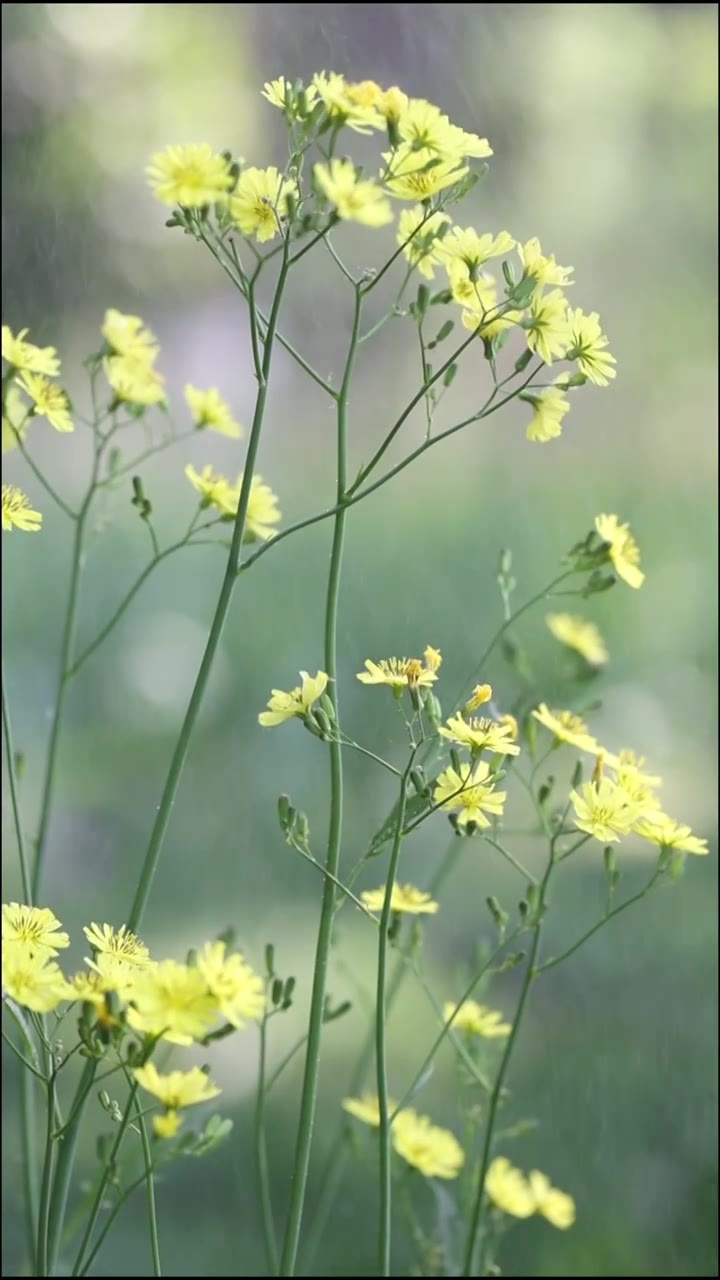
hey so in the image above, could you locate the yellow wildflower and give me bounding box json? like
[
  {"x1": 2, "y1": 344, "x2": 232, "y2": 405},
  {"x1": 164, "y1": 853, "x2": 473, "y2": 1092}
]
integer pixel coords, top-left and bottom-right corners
[
  {"x1": 105, "y1": 354, "x2": 165, "y2": 406},
  {"x1": 83, "y1": 922, "x2": 150, "y2": 967},
  {"x1": 2, "y1": 904, "x2": 69, "y2": 956},
  {"x1": 360, "y1": 884, "x2": 439, "y2": 915},
  {"x1": 185, "y1": 464, "x2": 236, "y2": 515},
  {"x1": 63, "y1": 970, "x2": 110, "y2": 1008},
  {"x1": 133, "y1": 1062, "x2": 221, "y2": 1108},
  {"x1": 439, "y1": 227, "x2": 515, "y2": 273},
  {"x1": 525, "y1": 289, "x2": 570, "y2": 365},
  {"x1": 499, "y1": 712, "x2": 518, "y2": 738},
  {"x1": 439, "y1": 713, "x2": 520, "y2": 756},
  {"x1": 314, "y1": 159, "x2": 392, "y2": 227},
  {"x1": 608, "y1": 750, "x2": 661, "y2": 808},
  {"x1": 450, "y1": 266, "x2": 497, "y2": 314},
  {"x1": 464, "y1": 684, "x2": 492, "y2": 713},
  {"x1": 228, "y1": 166, "x2": 298, "y2": 242},
  {"x1": 17, "y1": 373, "x2": 73, "y2": 432},
  {"x1": 235, "y1": 473, "x2": 281, "y2": 541},
  {"x1": 85, "y1": 951, "x2": 137, "y2": 1000},
  {"x1": 342, "y1": 1093, "x2": 398, "y2": 1127},
  {"x1": 258, "y1": 670, "x2": 329, "y2": 727},
  {"x1": 397, "y1": 207, "x2": 450, "y2": 279},
  {"x1": 566, "y1": 307, "x2": 616, "y2": 386},
  {"x1": 261, "y1": 76, "x2": 318, "y2": 114},
  {"x1": 146, "y1": 143, "x2": 233, "y2": 207},
  {"x1": 395, "y1": 97, "x2": 492, "y2": 161},
  {"x1": 153, "y1": 1110, "x2": 181, "y2": 1139},
  {"x1": 442, "y1": 999, "x2": 511, "y2": 1038},
  {"x1": 528, "y1": 1171, "x2": 576, "y2": 1230},
  {"x1": 531, "y1": 704, "x2": 599, "y2": 754},
  {"x1": 570, "y1": 778, "x2": 641, "y2": 843},
  {"x1": 633, "y1": 814, "x2": 709, "y2": 856},
  {"x1": 517, "y1": 238, "x2": 574, "y2": 290},
  {"x1": 391, "y1": 1109, "x2": 464, "y2": 1179},
  {"x1": 312, "y1": 71, "x2": 384, "y2": 132},
  {"x1": 357, "y1": 655, "x2": 438, "y2": 689},
  {"x1": 196, "y1": 941, "x2": 265, "y2": 1027},
  {"x1": 383, "y1": 144, "x2": 467, "y2": 200},
  {"x1": 2, "y1": 325, "x2": 60, "y2": 376},
  {"x1": 423, "y1": 645, "x2": 442, "y2": 672},
  {"x1": 184, "y1": 385, "x2": 243, "y2": 439},
  {"x1": 594, "y1": 513, "x2": 644, "y2": 589},
  {"x1": 485, "y1": 1157, "x2": 536, "y2": 1218},
  {"x1": 433, "y1": 761, "x2": 506, "y2": 829},
  {"x1": 524, "y1": 384, "x2": 571, "y2": 443},
  {"x1": 378, "y1": 86, "x2": 409, "y2": 123},
  {"x1": 545, "y1": 613, "x2": 608, "y2": 665},
  {"x1": 2, "y1": 951, "x2": 68, "y2": 1013},
  {"x1": 127, "y1": 959, "x2": 218, "y2": 1046},
  {"x1": 1, "y1": 485, "x2": 42, "y2": 533},
  {"x1": 102, "y1": 309, "x2": 158, "y2": 362}
]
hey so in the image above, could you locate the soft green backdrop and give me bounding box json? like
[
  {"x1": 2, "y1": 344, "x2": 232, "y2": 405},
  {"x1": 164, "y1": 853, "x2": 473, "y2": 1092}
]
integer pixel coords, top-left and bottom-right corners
[{"x1": 2, "y1": 3, "x2": 717, "y2": 1276}]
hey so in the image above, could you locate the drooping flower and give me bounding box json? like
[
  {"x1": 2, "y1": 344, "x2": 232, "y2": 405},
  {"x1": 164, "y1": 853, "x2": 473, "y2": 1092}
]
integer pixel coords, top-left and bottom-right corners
[
  {"x1": 360, "y1": 884, "x2": 439, "y2": 915},
  {"x1": 146, "y1": 144, "x2": 234, "y2": 208},
  {"x1": 525, "y1": 289, "x2": 570, "y2": 365},
  {"x1": 545, "y1": 613, "x2": 608, "y2": 665},
  {"x1": 531, "y1": 704, "x2": 599, "y2": 754},
  {"x1": 463, "y1": 684, "x2": 493, "y2": 713},
  {"x1": 185, "y1": 464, "x2": 237, "y2": 515},
  {"x1": 133, "y1": 1062, "x2": 221, "y2": 1108},
  {"x1": 565, "y1": 308, "x2": 616, "y2": 386},
  {"x1": 528, "y1": 1171, "x2": 576, "y2": 1229},
  {"x1": 105, "y1": 354, "x2": 165, "y2": 406},
  {"x1": 1, "y1": 486, "x2": 42, "y2": 533},
  {"x1": 83, "y1": 922, "x2": 150, "y2": 968},
  {"x1": 594, "y1": 514, "x2": 644, "y2": 589},
  {"x1": 184, "y1": 385, "x2": 243, "y2": 438},
  {"x1": 439, "y1": 713, "x2": 520, "y2": 756},
  {"x1": 2, "y1": 904, "x2": 69, "y2": 956},
  {"x1": 357, "y1": 655, "x2": 438, "y2": 690},
  {"x1": 196, "y1": 941, "x2": 265, "y2": 1027},
  {"x1": 523, "y1": 384, "x2": 571, "y2": 443},
  {"x1": 517, "y1": 239, "x2": 574, "y2": 290},
  {"x1": 2, "y1": 325, "x2": 60, "y2": 376},
  {"x1": 391, "y1": 1109, "x2": 465, "y2": 1179},
  {"x1": 433, "y1": 761, "x2": 506, "y2": 829},
  {"x1": 442, "y1": 999, "x2": 511, "y2": 1038},
  {"x1": 396, "y1": 206, "x2": 450, "y2": 279},
  {"x1": 570, "y1": 778, "x2": 641, "y2": 843},
  {"x1": 17, "y1": 373, "x2": 73, "y2": 432},
  {"x1": 126, "y1": 960, "x2": 218, "y2": 1046},
  {"x1": 102, "y1": 309, "x2": 158, "y2": 362},
  {"x1": 314, "y1": 159, "x2": 392, "y2": 227},
  {"x1": 485, "y1": 1157, "x2": 536, "y2": 1218},
  {"x1": 258, "y1": 670, "x2": 329, "y2": 727},
  {"x1": 383, "y1": 144, "x2": 467, "y2": 200},
  {"x1": 633, "y1": 814, "x2": 709, "y2": 856},
  {"x1": 342, "y1": 1093, "x2": 399, "y2": 1127},
  {"x1": 228, "y1": 166, "x2": 298, "y2": 242}
]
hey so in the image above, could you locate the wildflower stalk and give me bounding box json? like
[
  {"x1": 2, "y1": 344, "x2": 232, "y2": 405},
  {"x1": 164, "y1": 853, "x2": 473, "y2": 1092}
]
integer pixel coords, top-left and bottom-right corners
[
  {"x1": 71, "y1": 1080, "x2": 140, "y2": 1276},
  {"x1": 2, "y1": 662, "x2": 32, "y2": 903},
  {"x1": 133, "y1": 1095, "x2": 162, "y2": 1276},
  {"x1": 278, "y1": 284, "x2": 361, "y2": 1277},
  {"x1": 535, "y1": 863, "x2": 664, "y2": 975},
  {"x1": 36, "y1": 1068, "x2": 57, "y2": 1276},
  {"x1": 46, "y1": 1058, "x2": 98, "y2": 1274},
  {"x1": 255, "y1": 1013, "x2": 280, "y2": 1274}
]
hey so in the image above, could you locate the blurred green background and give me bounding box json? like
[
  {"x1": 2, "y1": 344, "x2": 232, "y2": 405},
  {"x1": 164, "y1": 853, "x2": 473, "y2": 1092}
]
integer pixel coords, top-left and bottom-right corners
[{"x1": 2, "y1": 3, "x2": 717, "y2": 1276}]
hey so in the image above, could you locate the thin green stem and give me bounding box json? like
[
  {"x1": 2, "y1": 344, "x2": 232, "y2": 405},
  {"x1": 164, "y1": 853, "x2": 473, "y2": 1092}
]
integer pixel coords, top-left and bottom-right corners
[
  {"x1": 46, "y1": 1058, "x2": 98, "y2": 1273},
  {"x1": 36, "y1": 1070, "x2": 56, "y2": 1276},
  {"x1": 535, "y1": 867, "x2": 662, "y2": 975},
  {"x1": 74, "y1": 1162, "x2": 164, "y2": 1278},
  {"x1": 255, "y1": 1016, "x2": 280, "y2": 1274},
  {"x1": 15, "y1": 435, "x2": 77, "y2": 519},
  {"x1": 2, "y1": 662, "x2": 32, "y2": 905},
  {"x1": 127, "y1": 240, "x2": 291, "y2": 933},
  {"x1": 133, "y1": 1095, "x2": 161, "y2": 1276},
  {"x1": 21, "y1": 1072, "x2": 39, "y2": 1270},
  {"x1": 482, "y1": 835, "x2": 538, "y2": 885},
  {"x1": 459, "y1": 569, "x2": 575, "y2": 699},
  {"x1": 265, "y1": 1034, "x2": 309, "y2": 1096},
  {"x1": 71, "y1": 1081, "x2": 140, "y2": 1276}
]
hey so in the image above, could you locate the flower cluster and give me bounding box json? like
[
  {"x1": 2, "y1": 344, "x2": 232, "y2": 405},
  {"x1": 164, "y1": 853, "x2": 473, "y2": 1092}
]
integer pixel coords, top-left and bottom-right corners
[
  {"x1": 102, "y1": 307, "x2": 166, "y2": 407},
  {"x1": 486, "y1": 1156, "x2": 575, "y2": 1230},
  {"x1": 185, "y1": 465, "x2": 281, "y2": 540},
  {"x1": 342, "y1": 1094, "x2": 464, "y2": 1180}
]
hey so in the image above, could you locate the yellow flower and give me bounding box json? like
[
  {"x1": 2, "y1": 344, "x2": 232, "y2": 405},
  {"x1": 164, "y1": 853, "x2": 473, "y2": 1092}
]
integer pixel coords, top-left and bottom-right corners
[
  {"x1": 433, "y1": 761, "x2": 506, "y2": 829},
  {"x1": 439, "y1": 227, "x2": 515, "y2": 273},
  {"x1": 101, "y1": 309, "x2": 158, "y2": 362},
  {"x1": 357, "y1": 655, "x2": 438, "y2": 689},
  {"x1": 566, "y1": 308, "x2": 616, "y2": 386},
  {"x1": 342, "y1": 1093, "x2": 398, "y2": 1127},
  {"x1": 2, "y1": 325, "x2": 60, "y2": 376},
  {"x1": 2, "y1": 951, "x2": 69, "y2": 1013},
  {"x1": 395, "y1": 97, "x2": 492, "y2": 161},
  {"x1": 228, "y1": 166, "x2": 298, "y2": 242},
  {"x1": 185, "y1": 464, "x2": 237, "y2": 515},
  {"x1": 442, "y1": 999, "x2": 511, "y2": 1038},
  {"x1": 2, "y1": 485, "x2": 42, "y2": 533},
  {"x1": 594, "y1": 514, "x2": 644, "y2": 589},
  {"x1": 85, "y1": 952, "x2": 137, "y2": 1000},
  {"x1": 378, "y1": 86, "x2": 409, "y2": 122},
  {"x1": 633, "y1": 814, "x2": 708, "y2": 856},
  {"x1": 2, "y1": 385, "x2": 28, "y2": 453},
  {"x1": 528, "y1": 1170, "x2": 576, "y2": 1230},
  {"x1": 607, "y1": 750, "x2": 661, "y2": 808},
  {"x1": 261, "y1": 76, "x2": 318, "y2": 114},
  {"x1": 105, "y1": 354, "x2": 165, "y2": 406},
  {"x1": 314, "y1": 159, "x2": 392, "y2": 228},
  {"x1": 383, "y1": 144, "x2": 467, "y2": 200},
  {"x1": 63, "y1": 970, "x2": 110, "y2": 1008},
  {"x1": 17, "y1": 373, "x2": 73, "y2": 432},
  {"x1": 360, "y1": 884, "x2": 439, "y2": 915},
  {"x1": 524, "y1": 384, "x2": 571, "y2": 443},
  {"x1": 525, "y1": 289, "x2": 570, "y2": 365},
  {"x1": 391, "y1": 1109, "x2": 464, "y2": 1179},
  {"x1": 439, "y1": 713, "x2": 520, "y2": 756},
  {"x1": 397, "y1": 207, "x2": 450, "y2": 279},
  {"x1": 423, "y1": 645, "x2": 442, "y2": 672},
  {"x1": 153, "y1": 1110, "x2": 181, "y2": 1139},
  {"x1": 312, "y1": 71, "x2": 384, "y2": 133},
  {"x1": 2, "y1": 904, "x2": 69, "y2": 956},
  {"x1": 463, "y1": 684, "x2": 493, "y2": 713},
  {"x1": 485, "y1": 1157, "x2": 536, "y2": 1218},
  {"x1": 450, "y1": 266, "x2": 498, "y2": 314},
  {"x1": 531, "y1": 704, "x2": 599, "y2": 754},
  {"x1": 83, "y1": 922, "x2": 150, "y2": 967},
  {"x1": 545, "y1": 613, "x2": 608, "y2": 665},
  {"x1": 570, "y1": 778, "x2": 641, "y2": 843},
  {"x1": 196, "y1": 941, "x2": 265, "y2": 1027},
  {"x1": 133, "y1": 1062, "x2": 221, "y2": 1108},
  {"x1": 499, "y1": 712, "x2": 518, "y2": 739},
  {"x1": 127, "y1": 960, "x2": 218, "y2": 1046},
  {"x1": 258, "y1": 670, "x2": 329, "y2": 727},
  {"x1": 236, "y1": 473, "x2": 281, "y2": 541},
  {"x1": 517, "y1": 239, "x2": 574, "y2": 290},
  {"x1": 146, "y1": 143, "x2": 233, "y2": 208},
  {"x1": 184, "y1": 385, "x2": 243, "y2": 439}
]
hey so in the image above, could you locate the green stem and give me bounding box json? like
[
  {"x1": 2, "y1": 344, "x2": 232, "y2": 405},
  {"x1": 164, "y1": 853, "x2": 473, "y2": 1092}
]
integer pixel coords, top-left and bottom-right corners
[
  {"x1": 255, "y1": 1016, "x2": 280, "y2": 1274},
  {"x1": 535, "y1": 867, "x2": 662, "y2": 975},
  {"x1": 278, "y1": 286, "x2": 360, "y2": 1277},
  {"x1": 71, "y1": 1081, "x2": 140, "y2": 1276},
  {"x1": 2, "y1": 661, "x2": 32, "y2": 902},
  {"x1": 126, "y1": 242, "x2": 291, "y2": 933},
  {"x1": 134, "y1": 1098, "x2": 161, "y2": 1276},
  {"x1": 21, "y1": 1072, "x2": 39, "y2": 1270},
  {"x1": 46, "y1": 1058, "x2": 97, "y2": 1274},
  {"x1": 75, "y1": 1164, "x2": 162, "y2": 1278},
  {"x1": 36, "y1": 1070, "x2": 56, "y2": 1276},
  {"x1": 15, "y1": 435, "x2": 77, "y2": 519}
]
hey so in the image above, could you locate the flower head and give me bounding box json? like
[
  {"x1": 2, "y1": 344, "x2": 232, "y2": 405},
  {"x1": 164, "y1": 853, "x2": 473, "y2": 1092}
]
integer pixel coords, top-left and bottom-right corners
[
  {"x1": 517, "y1": 239, "x2": 574, "y2": 290},
  {"x1": 360, "y1": 884, "x2": 439, "y2": 915},
  {"x1": 237, "y1": 473, "x2": 281, "y2": 541},
  {"x1": 439, "y1": 227, "x2": 515, "y2": 273},
  {"x1": 2, "y1": 485, "x2": 42, "y2": 533},
  {"x1": 570, "y1": 778, "x2": 641, "y2": 843},
  {"x1": 83, "y1": 922, "x2": 150, "y2": 967},
  {"x1": 443, "y1": 999, "x2": 511, "y2": 1038},
  {"x1": 594, "y1": 514, "x2": 644, "y2": 589},
  {"x1": 383, "y1": 145, "x2": 467, "y2": 200},
  {"x1": 228, "y1": 166, "x2": 298, "y2": 242},
  {"x1": 397, "y1": 206, "x2": 450, "y2": 278},
  {"x1": 184, "y1": 385, "x2": 243, "y2": 438},
  {"x1": 2, "y1": 904, "x2": 69, "y2": 956},
  {"x1": 423, "y1": 646, "x2": 443, "y2": 672},
  {"x1": 102, "y1": 309, "x2": 158, "y2": 362},
  {"x1": 2, "y1": 951, "x2": 69, "y2": 1013},
  {"x1": 342, "y1": 1093, "x2": 397, "y2": 1127},
  {"x1": 523, "y1": 384, "x2": 571, "y2": 443},
  {"x1": 607, "y1": 750, "x2": 661, "y2": 808},
  {"x1": 312, "y1": 71, "x2": 384, "y2": 133},
  {"x1": 258, "y1": 670, "x2": 329, "y2": 727},
  {"x1": 439, "y1": 713, "x2": 520, "y2": 756},
  {"x1": 63, "y1": 970, "x2": 112, "y2": 1008},
  {"x1": 529, "y1": 1171, "x2": 576, "y2": 1229},
  {"x1": 545, "y1": 614, "x2": 608, "y2": 665},
  {"x1": 2, "y1": 325, "x2": 60, "y2": 376},
  {"x1": 127, "y1": 960, "x2": 218, "y2": 1045},
  {"x1": 525, "y1": 289, "x2": 570, "y2": 365},
  {"x1": 391, "y1": 1109, "x2": 464, "y2": 1179},
  {"x1": 153, "y1": 1110, "x2": 181, "y2": 1139},
  {"x1": 531, "y1": 704, "x2": 599, "y2": 754},
  {"x1": 262, "y1": 76, "x2": 318, "y2": 115},
  {"x1": 85, "y1": 952, "x2": 138, "y2": 1000},
  {"x1": 633, "y1": 814, "x2": 708, "y2": 856},
  {"x1": 133, "y1": 1062, "x2": 221, "y2": 1108},
  {"x1": 464, "y1": 684, "x2": 493, "y2": 713},
  {"x1": 433, "y1": 761, "x2": 506, "y2": 829},
  {"x1": 105, "y1": 354, "x2": 165, "y2": 406},
  {"x1": 17, "y1": 373, "x2": 73, "y2": 432},
  {"x1": 566, "y1": 308, "x2": 616, "y2": 385},
  {"x1": 395, "y1": 97, "x2": 492, "y2": 161},
  {"x1": 485, "y1": 1157, "x2": 536, "y2": 1218},
  {"x1": 357, "y1": 655, "x2": 438, "y2": 690},
  {"x1": 196, "y1": 941, "x2": 265, "y2": 1027},
  {"x1": 147, "y1": 144, "x2": 233, "y2": 207},
  {"x1": 314, "y1": 159, "x2": 392, "y2": 227},
  {"x1": 185, "y1": 464, "x2": 236, "y2": 515}
]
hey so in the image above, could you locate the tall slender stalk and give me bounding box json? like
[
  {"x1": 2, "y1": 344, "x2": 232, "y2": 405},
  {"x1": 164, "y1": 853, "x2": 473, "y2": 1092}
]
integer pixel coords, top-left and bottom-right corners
[
  {"x1": 46, "y1": 1058, "x2": 97, "y2": 1274},
  {"x1": 71, "y1": 1080, "x2": 140, "y2": 1277},
  {"x1": 278, "y1": 285, "x2": 361, "y2": 1277},
  {"x1": 255, "y1": 1015, "x2": 279, "y2": 1274},
  {"x1": 36, "y1": 1070, "x2": 56, "y2": 1276}
]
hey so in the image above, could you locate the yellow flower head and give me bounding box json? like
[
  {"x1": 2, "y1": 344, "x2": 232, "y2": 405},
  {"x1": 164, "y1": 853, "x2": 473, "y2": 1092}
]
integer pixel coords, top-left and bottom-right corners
[
  {"x1": 439, "y1": 227, "x2": 515, "y2": 273},
  {"x1": 133, "y1": 1062, "x2": 221, "y2": 1109},
  {"x1": 443, "y1": 999, "x2": 511, "y2": 1038},
  {"x1": 185, "y1": 464, "x2": 237, "y2": 515},
  {"x1": 423, "y1": 645, "x2": 443, "y2": 672},
  {"x1": 196, "y1": 941, "x2": 265, "y2": 1027},
  {"x1": 360, "y1": 884, "x2": 439, "y2": 915},
  {"x1": 261, "y1": 76, "x2": 318, "y2": 115},
  {"x1": 2, "y1": 904, "x2": 69, "y2": 956},
  {"x1": 391, "y1": 1109, "x2": 465, "y2": 1179},
  {"x1": 485, "y1": 1157, "x2": 536, "y2": 1218},
  {"x1": 594, "y1": 514, "x2": 644, "y2": 589},
  {"x1": 102, "y1": 309, "x2": 158, "y2": 362},
  {"x1": 314, "y1": 159, "x2": 392, "y2": 228},
  {"x1": 153, "y1": 1110, "x2": 182, "y2": 1139},
  {"x1": 383, "y1": 144, "x2": 468, "y2": 200},
  {"x1": 105, "y1": 354, "x2": 166, "y2": 406},
  {"x1": 228, "y1": 166, "x2": 298, "y2": 242},
  {"x1": 570, "y1": 778, "x2": 641, "y2": 843},
  {"x1": 525, "y1": 289, "x2": 570, "y2": 365},
  {"x1": 184, "y1": 385, "x2": 243, "y2": 439},
  {"x1": 2, "y1": 485, "x2": 42, "y2": 533},
  {"x1": 83, "y1": 922, "x2": 150, "y2": 967},
  {"x1": 433, "y1": 761, "x2": 506, "y2": 830},
  {"x1": 439, "y1": 713, "x2": 520, "y2": 756},
  {"x1": 529, "y1": 1170, "x2": 576, "y2": 1230},
  {"x1": 311, "y1": 71, "x2": 384, "y2": 133},
  {"x1": 85, "y1": 951, "x2": 137, "y2": 1000},
  {"x1": 450, "y1": 266, "x2": 497, "y2": 314},
  {"x1": 566, "y1": 308, "x2": 616, "y2": 386},
  {"x1": 524, "y1": 384, "x2": 571, "y2": 443},
  {"x1": 17, "y1": 373, "x2": 73, "y2": 432},
  {"x1": 397, "y1": 207, "x2": 450, "y2": 279},
  {"x1": 517, "y1": 239, "x2": 574, "y2": 290},
  {"x1": 237, "y1": 473, "x2": 282, "y2": 541},
  {"x1": 2, "y1": 325, "x2": 60, "y2": 376},
  {"x1": 357, "y1": 655, "x2": 438, "y2": 690},
  {"x1": 531, "y1": 704, "x2": 599, "y2": 754},
  {"x1": 342, "y1": 1093, "x2": 398, "y2": 1127},
  {"x1": 633, "y1": 814, "x2": 709, "y2": 856},
  {"x1": 2, "y1": 951, "x2": 69, "y2": 1013},
  {"x1": 395, "y1": 97, "x2": 492, "y2": 162},
  {"x1": 259, "y1": 670, "x2": 329, "y2": 727},
  {"x1": 146, "y1": 143, "x2": 234, "y2": 208},
  {"x1": 64, "y1": 970, "x2": 111, "y2": 1008},
  {"x1": 464, "y1": 684, "x2": 493, "y2": 713},
  {"x1": 127, "y1": 959, "x2": 218, "y2": 1046},
  {"x1": 378, "y1": 86, "x2": 409, "y2": 122},
  {"x1": 545, "y1": 613, "x2": 608, "y2": 665},
  {"x1": 499, "y1": 712, "x2": 518, "y2": 739},
  {"x1": 608, "y1": 750, "x2": 662, "y2": 809}
]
